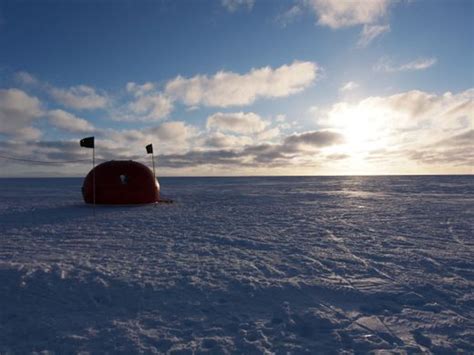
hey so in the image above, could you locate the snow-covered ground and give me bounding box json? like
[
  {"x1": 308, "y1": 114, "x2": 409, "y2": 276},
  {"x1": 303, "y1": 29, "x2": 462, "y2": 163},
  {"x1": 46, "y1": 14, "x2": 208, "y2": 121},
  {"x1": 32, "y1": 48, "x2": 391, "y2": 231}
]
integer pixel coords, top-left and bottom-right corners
[{"x1": 0, "y1": 176, "x2": 473, "y2": 353}]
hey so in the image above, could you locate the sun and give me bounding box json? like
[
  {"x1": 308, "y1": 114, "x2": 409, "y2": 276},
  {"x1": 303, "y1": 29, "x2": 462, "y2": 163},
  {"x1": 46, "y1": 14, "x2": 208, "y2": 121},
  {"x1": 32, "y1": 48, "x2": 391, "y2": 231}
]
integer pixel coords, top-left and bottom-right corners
[{"x1": 327, "y1": 103, "x2": 391, "y2": 154}]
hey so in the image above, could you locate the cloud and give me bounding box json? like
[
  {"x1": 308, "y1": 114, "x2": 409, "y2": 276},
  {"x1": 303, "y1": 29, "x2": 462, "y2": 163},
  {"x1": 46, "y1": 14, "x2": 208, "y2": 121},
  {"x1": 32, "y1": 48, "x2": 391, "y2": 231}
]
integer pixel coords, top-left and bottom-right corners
[
  {"x1": 126, "y1": 82, "x2": 155, "y2": 96},
  {"x1": 155, "y1": 149, "x2": 244, "y2": 169},
  {"x1": 50, "y1": 85, "x2": 108, "y2": 110},
  {"x1": 221, "y1": 0, "x2": 255, "y2": 12},
  {"x1": 0, "y1": 121, "x2": 196, "y2": 171},
  {"x1": 113, "y1": 82, "x2": 173, "y2": 122},
  {"x1": 204, "y1": 132, "x2": 253, "y2": 149},
  {"x1": 0, "y1": 87, "x2": 94, "y2": 140},
  {"x1": 277, "y1": 1, "x2": 394, "y2": 47},
  {"x1": 284, "y1": 130, "x2": 344, "y2": 148},
  {"x1": 12, "y1": 71, "x2": 108, "y2": 111},
  {"x1": 0, "y1": 127, "x2": 344, "y2": 174},
  {"x1": 12, "y1": 62, "x2": 318, "y2": 125},
  {"x1": 325, "y1": 153, "x2": 349, "y2": 160},
  {"x1": 15, "y1": 71, "x2": 39, "y2": 86},
  {"x1": 165, "y1": 61, "x2": 319, "y2": 108},
  {"x1": 276, "y1": 4, "x2": 304, "y2": 27},
  {"x1": 0, "y1": 88, "x2": 43, "y2": 140},
  {"x1": 157, "y1": 129, "x2": 343, "y2": 169},
  {"x1": 155, "y1": 129, "x2": 343, "y2": 169},
  {"x1": 204, "y1": 111, "x2": 285, "y2": 149},
  {"x1": 104, "y1": 121, "x2": 198, "y2": 155},
  {"x1": 257, "y1": 127, "x2": 281, "y2": 141},
  {"x1": 324, "y1": 89, "x2": 473, "y2": 134},
  {"x1": 401, "y1": 127, "x2": 474, "y2": 167},
  {"x1": 374, "y1": 57, "x2": 437, "y2": 72},
  {"x1": 127, "y1": 93, "x2": 173, "y2": 121},
  {"x1": 204, "y1": 112, "x2": 284, "y2": 148},
  {"x1": 150, "y1": 121, "x2": 196, "y2": 143},
  {"x1": 357, "y1": 24, "x2": 390, "y2": 47},
  {"x1": 407, "y1": 129, "x2": 473, "y2": 166},
  {"x1": 47, "y1": 109, "x2": 95, "y2": 133},
  {"x1": 0, "y1": 140, "x2": 91, "y2": 169},
  {"x1": 434, "y1": 129, "x2": 474, "y2": 147},
  {"x1": 307, "y1": 0, "x2": 391, "y2": 29},
  {"x1": 319, "y1": 88, "x2": 474, "y2": 167},
  {"x1": 207, "y1": 112, "x2": 268, "y2": 134},
  {"x1": 339, "y1": 81, "x2": 359, "y2": 93}
]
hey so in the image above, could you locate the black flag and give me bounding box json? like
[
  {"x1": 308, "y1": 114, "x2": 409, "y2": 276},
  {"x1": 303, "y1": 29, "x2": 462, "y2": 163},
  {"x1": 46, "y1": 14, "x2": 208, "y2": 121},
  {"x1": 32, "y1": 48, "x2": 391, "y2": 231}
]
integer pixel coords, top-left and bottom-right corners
[
  {"x1": 80, "y1": 136, "x2": 94, "y2": 148},
  {"x1": 146, "y1": 144, "x2": 153, "y2": 154}
]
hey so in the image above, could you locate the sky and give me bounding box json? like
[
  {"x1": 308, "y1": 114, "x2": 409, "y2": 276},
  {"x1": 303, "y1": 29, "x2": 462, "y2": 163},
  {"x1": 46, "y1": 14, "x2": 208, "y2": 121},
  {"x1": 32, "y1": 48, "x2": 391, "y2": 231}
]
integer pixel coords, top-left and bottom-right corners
[{"x1": 0, "y1": 0, "x2": 473, "y2": 177}]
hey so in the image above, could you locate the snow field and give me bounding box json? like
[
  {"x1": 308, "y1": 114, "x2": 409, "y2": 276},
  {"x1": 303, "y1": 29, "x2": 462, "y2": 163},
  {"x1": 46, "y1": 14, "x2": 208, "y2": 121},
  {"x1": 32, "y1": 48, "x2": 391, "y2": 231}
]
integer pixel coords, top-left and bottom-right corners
[{"x1": 0, "y1": 176, "x2": 473, "y2": 353}]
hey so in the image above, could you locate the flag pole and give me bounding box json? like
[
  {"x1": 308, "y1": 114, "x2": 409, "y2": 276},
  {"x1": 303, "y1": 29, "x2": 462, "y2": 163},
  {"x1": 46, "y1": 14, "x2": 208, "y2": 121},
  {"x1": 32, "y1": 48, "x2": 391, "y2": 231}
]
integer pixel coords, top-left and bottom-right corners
[
  {"x1": 80, "y1": 136, "x2": 96, "y2": 215},
  {"x1": 151, "y1": 150, "x2": 156, "y2": 182},
  {"x1": 92, "y1": 145, "x2": 96, "y2": 216},
  {"x1": 146, "y1": 143, "x2": 157, "y2": 204}
]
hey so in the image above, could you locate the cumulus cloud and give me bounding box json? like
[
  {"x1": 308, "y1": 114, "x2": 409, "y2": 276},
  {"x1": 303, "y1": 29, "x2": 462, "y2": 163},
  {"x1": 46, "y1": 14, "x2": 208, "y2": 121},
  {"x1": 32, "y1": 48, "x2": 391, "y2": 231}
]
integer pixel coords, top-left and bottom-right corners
[
  {"x1": 307, "y1": 0, "x2": 391, "y2": 28},
  {"x1": 339, "y1": 81, "x2": 359, "y2": 93},
  {"x1": 47, "y1": 109, "x2": 95, "y2": 133},
  {"x1": 374, "y1": 57, "x2": 437, "y2": 72},
  {"x1": 203, "y1": 111, "x2": 284, "y2": 149},
  {"x1": 12, "y1": 61, "x2": 318, "y2": 125},
  {"x1": 221, "y1": 0, "x2": 255, "y2": 12},
  {"x1": 357, "y1": 24, "x2": 390, "y2": 47},
  {"x1": 50, "y1": 85, "x2": 108, "y2": 110},
  {"x1": 114, "y1": 82, "x2": 173, "y2": 121},
  {"x1": 207, "y1": 112, "x2": 268, "y2": 134},
  {"x1": 126, "y1": 82, "x2": 155, "y2": 96},
  {"x1": 127, "y1": 93, "x2": 173, "y2": 121},
  {"x1": 165, "y1": 61, "x2": 319, "y2": 108},
  {"x1": 0, "y1": 88, "x2": 43, "y2": 140},
  {"x1": 104, "y1": 121, "x2": 198, "y2": 156},
  {"x1": 258, "y1": 127, "x2": 281, "y2": 141},
  {"x1": 12, "y1": 71, "x2": 108, "y2": 111},
  {"x1": 277, "y1": 0, "x2": 393, "y2": 47},
  {"x1": 150, "y1": 121, "x2": 197, "y2": 143},
  {"x1": 0, "y1": 87, "x2": 96, "y2": 140},
  {"x1": 204, "y1": 132, "x2": 253, "y2": 149}
]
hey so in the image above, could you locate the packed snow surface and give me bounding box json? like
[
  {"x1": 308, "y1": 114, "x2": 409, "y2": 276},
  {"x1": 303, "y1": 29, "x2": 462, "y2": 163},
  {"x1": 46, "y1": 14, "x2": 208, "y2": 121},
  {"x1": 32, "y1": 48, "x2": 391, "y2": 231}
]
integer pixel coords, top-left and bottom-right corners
[{"x1": 0, "y1": 176, "x2": 473, "y2": 353}]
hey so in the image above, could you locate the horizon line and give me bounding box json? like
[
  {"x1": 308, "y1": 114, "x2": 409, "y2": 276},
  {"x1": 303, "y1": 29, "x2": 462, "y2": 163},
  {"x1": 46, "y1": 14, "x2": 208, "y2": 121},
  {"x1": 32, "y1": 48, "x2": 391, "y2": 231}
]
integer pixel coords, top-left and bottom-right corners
[{"x1": 0, "y1": 173, "x2": 473, "y2": 179}]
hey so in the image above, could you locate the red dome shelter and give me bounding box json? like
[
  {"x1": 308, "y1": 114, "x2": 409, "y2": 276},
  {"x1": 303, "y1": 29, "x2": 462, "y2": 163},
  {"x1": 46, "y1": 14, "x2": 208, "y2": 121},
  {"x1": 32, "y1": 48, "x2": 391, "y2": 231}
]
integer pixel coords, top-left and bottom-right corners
[{"x1": 82, "y1": 160, "x2": 160, "y2": 204}]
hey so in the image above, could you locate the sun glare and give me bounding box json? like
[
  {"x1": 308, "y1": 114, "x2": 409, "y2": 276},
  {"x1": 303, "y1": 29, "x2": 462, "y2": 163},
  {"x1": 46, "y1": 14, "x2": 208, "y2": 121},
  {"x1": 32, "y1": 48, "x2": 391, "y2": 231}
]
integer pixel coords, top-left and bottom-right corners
[{"x1": 328, "y1": 103, "x2": 391, "y2": 154}]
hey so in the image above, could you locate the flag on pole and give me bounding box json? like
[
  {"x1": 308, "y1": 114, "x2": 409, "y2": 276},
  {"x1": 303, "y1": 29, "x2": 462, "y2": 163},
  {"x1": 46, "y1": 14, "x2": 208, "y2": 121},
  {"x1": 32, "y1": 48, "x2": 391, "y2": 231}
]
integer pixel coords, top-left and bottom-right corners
[
  {"x1": 146, "y1": 144, "x2": 153, "y2": 154},
  {"x1": 80, "y1": 136, "x2": 95, "y2": 148},
  {"x1": 79, "y1": 136, "x2": 96, "y2": 215}
]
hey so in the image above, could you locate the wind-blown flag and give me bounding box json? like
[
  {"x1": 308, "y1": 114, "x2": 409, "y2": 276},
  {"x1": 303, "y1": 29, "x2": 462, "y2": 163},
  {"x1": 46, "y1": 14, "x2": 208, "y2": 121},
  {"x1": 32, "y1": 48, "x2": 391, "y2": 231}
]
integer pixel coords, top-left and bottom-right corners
[
  {"x1": 80, "y1": 136, "x2": 94, "y2": 148},
  {"x1": 146, "y1": 144, "x2": 153, "y2": 154}
]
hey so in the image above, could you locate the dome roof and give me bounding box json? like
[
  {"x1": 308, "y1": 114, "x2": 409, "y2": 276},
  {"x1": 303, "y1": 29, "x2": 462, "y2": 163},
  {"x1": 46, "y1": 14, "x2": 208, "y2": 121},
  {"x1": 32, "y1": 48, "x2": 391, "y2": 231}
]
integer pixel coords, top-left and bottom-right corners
[{"x1": 82, "y1": 160, "x2": 160, "y2": 204}]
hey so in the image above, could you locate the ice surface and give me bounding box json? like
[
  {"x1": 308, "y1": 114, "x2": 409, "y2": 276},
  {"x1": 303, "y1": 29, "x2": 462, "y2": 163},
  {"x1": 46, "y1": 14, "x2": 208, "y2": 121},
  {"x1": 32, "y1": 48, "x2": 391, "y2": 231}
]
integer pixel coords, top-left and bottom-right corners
[{"x1": 0, "y1": 176, "x2": 473, "y2": 353}]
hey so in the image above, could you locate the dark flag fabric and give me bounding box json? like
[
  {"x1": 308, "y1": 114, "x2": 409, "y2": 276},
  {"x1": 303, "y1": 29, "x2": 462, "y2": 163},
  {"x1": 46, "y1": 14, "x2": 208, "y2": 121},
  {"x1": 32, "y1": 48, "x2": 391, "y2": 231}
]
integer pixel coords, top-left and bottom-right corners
[
  {"x1": 146, "y1": 144, "x2": 153, "y2": 154},
  {"x1": 80, "y1": 136, "x2": 94, "y2": 148}
]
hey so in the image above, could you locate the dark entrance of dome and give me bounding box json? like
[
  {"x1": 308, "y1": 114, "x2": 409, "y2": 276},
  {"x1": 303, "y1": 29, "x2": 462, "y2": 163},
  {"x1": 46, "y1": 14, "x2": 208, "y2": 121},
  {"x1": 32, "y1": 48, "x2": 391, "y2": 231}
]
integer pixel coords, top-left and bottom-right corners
[{"x1": 120, "y1": 174, "x2": 129, "y2": 185}]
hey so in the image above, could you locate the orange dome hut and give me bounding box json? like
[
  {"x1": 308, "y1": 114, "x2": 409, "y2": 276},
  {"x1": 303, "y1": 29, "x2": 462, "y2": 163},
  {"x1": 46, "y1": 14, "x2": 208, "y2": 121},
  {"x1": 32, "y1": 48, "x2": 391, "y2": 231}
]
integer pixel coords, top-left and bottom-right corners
[{"x1": 82, "y1": 160, "x2": 160, "y2": 204}]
